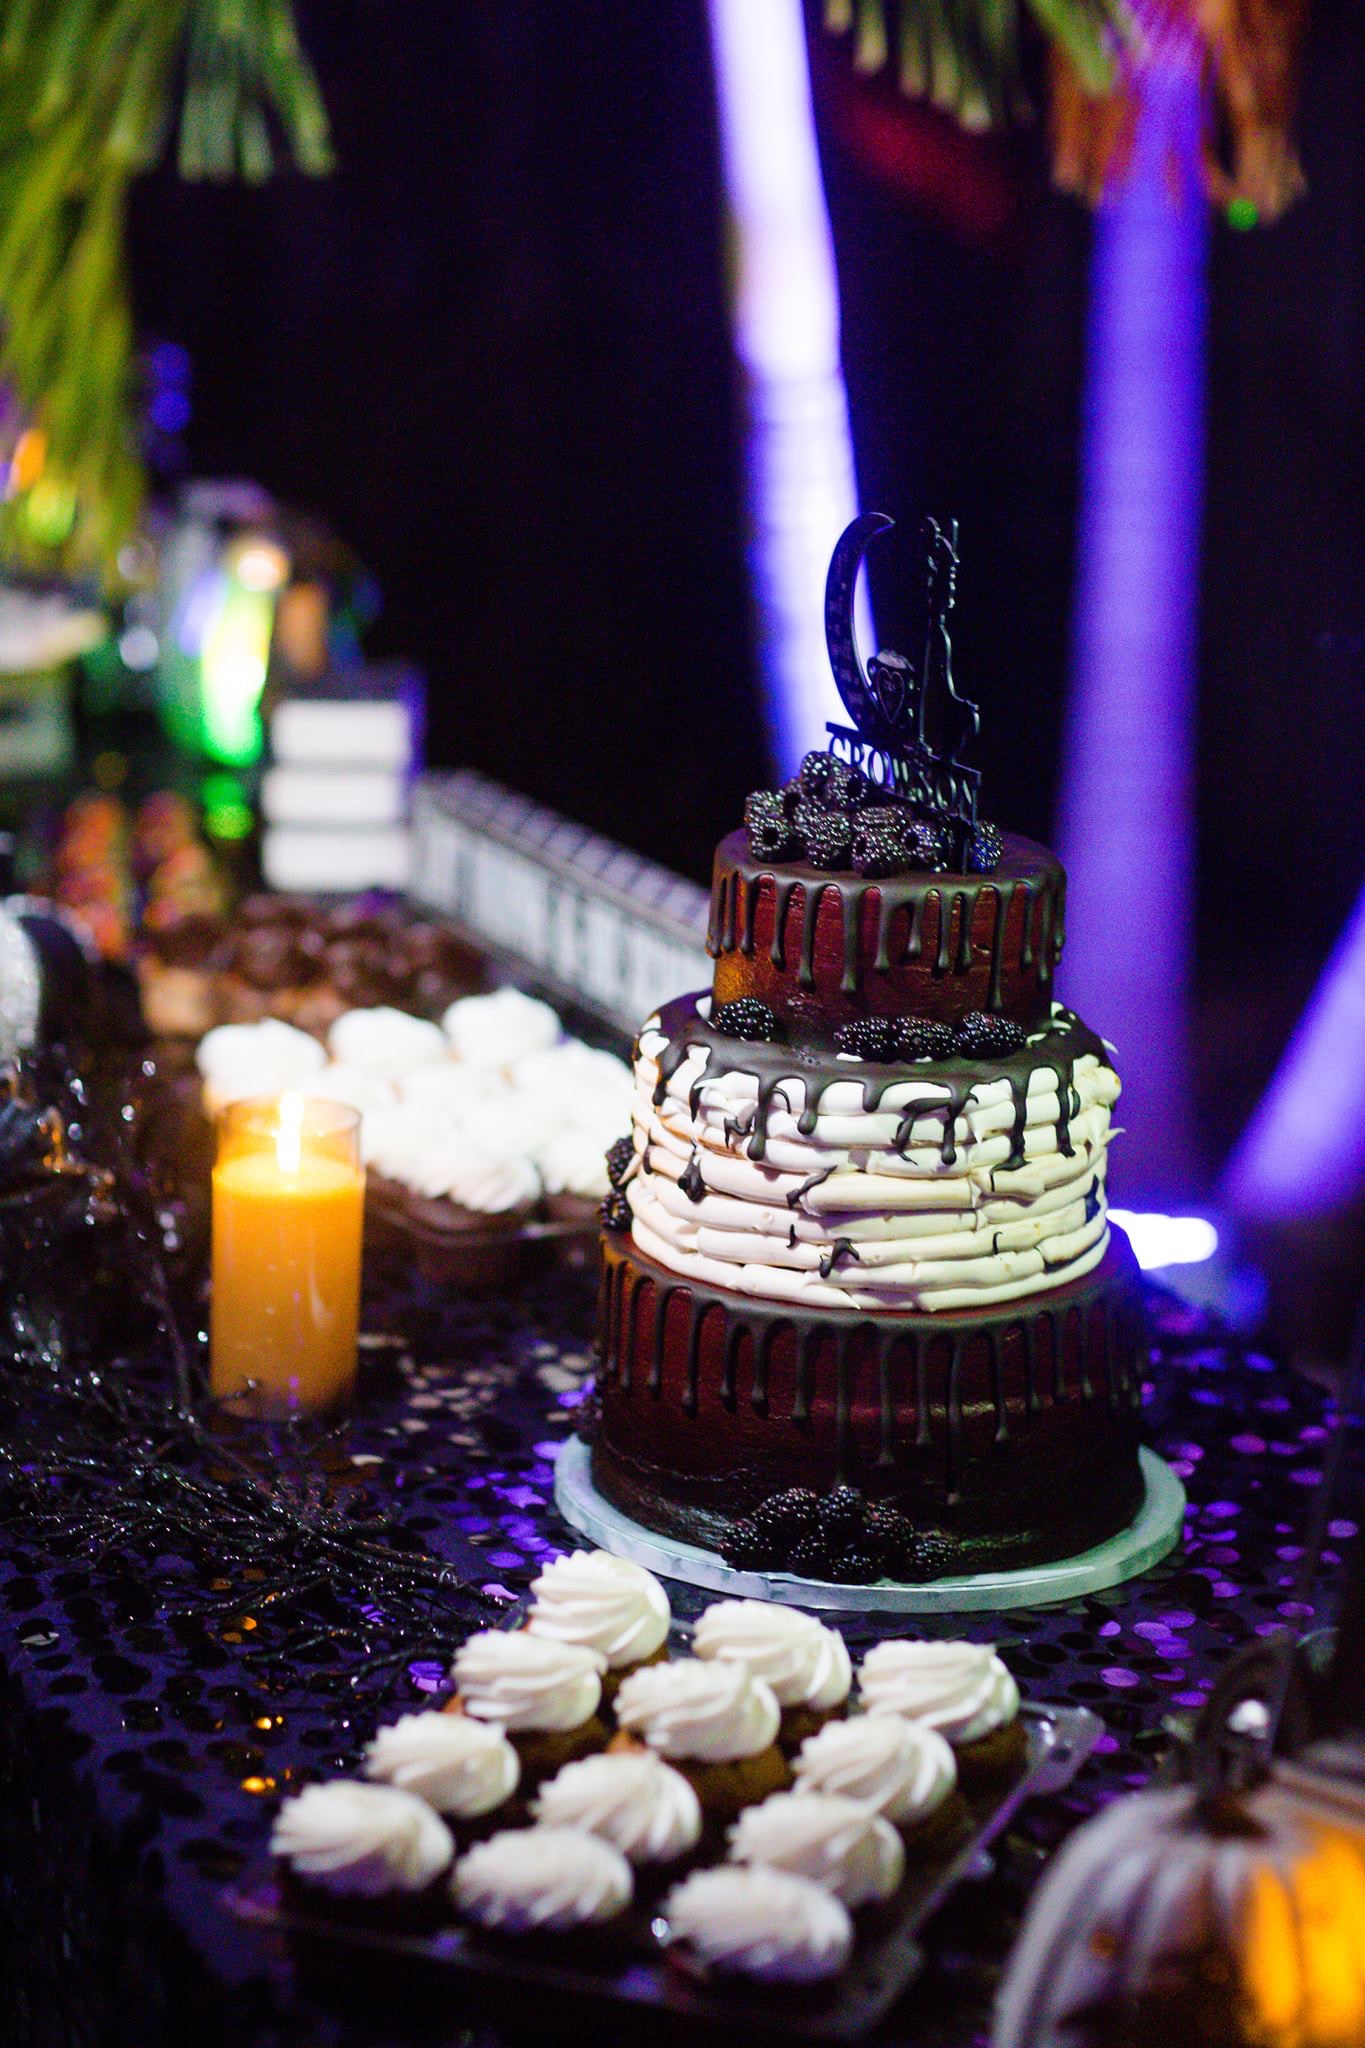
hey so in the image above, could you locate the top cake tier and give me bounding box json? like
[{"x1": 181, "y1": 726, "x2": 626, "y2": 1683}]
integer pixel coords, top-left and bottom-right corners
[{"x1": 707, "y1": 828, "x2": 1066, "y2": 1035}]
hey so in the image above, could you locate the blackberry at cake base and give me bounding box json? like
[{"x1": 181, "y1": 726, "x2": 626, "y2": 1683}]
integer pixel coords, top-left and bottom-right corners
[{"x1": 591, "y1": 514, "x2": 1152, "y2": 1583}]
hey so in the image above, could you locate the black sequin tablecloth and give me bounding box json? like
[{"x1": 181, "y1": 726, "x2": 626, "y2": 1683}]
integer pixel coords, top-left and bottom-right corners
[{"x1": 0, "y1": 1264, "x2": 1350, "y2": 2048}]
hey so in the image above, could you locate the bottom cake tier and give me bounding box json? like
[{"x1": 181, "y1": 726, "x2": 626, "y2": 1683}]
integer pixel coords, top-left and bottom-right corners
[{"x1": 592, "y1": 1230, "x2": 1146, "y2": 1576}]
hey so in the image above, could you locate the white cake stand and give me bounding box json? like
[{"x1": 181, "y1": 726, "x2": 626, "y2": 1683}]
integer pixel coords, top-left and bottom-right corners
[{"x1": 553, "y1": 1438, "x2": 1185, "y2": 1614}]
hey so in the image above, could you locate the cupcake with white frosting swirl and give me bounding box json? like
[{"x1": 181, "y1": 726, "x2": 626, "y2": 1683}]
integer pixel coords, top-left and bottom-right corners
[
  {"x1": 361, "y1": 1106, "x2": 541, "y2": 1288},
  {"x1": 326, "y1": 1004, "x2": 448, "y2": 1078},
  {"x1": 858, "y1": 1638, "x2": 1024, "y2": 1782},
  {"x1": 692, "y1": 1599, "x2": 851, "y2": 1749},
  {"x1": 271, "y1": 1780, "x2": 454, "y2": 1928},
  {"x1": 533, "y1": 1750, "x2": 702, "y2": 1878},
  {"x1": 442, "y1": 987, "x2": 560, "y2": 1068},
  {"x1": 661, "y1": 1865, "x2": 853, "y2": 1983},
  {"x1": 448, "y1": 1630, "x2": 608, "y2": 1783},
  {"x1": 526, "y1": 1550, "x2": 671, "y2": 1693},
  {"x1": 792, "y1": 1711, "x2": 962, "y2": 1848},
  {"x1": 613, "y1": 1656, "x2": 789, "y2": 1824},
  {"x1": 364, "y1": 1712, "x2": 520, "y2": 1838},
  {"x1": 727, "y1": 1791, "x2": 903, "y2": 1909},
  {"x1": 453, "y1": 1825, "x2": 633, "y2": 1947}
]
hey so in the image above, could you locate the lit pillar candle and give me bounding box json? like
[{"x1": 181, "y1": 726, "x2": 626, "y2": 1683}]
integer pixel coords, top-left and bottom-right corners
[{"x1": 210, "y1": 1094, "x2": 364, "y2": 1417}]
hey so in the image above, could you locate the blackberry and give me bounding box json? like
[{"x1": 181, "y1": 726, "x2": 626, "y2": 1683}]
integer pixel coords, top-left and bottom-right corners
[
  {"x1": 864, "y1": 1504, "x2": 917, "y2": 1576},
  {"x1": 788, "y1": 1530, "x2": 836, "y2": 1580},
  {"x1": 748, "y1": 811, "x2": 802, "y2": 863},
  {"x1": 755, "y1": 1487, "x2": 820, "y2": 1542},
  {"x1": 895, "y1": 1017, "x2": 957, "y2": 1062},
  {"x1": 830, "y1": 1545, "x2": 884, "y2": 1585},
  {"x1": 966, "y1": 820, "x2": 1004, "y2": 874},
  {"x1": 744, "y1": 789, "x2": 786, "y2": 836},
  {"x1": 955, "y1": 1011, "x2": 1026, "y2": 1059},
  {"x1": 902, "y1": 817, "x2": 950, "y2": 869},
  {"x1": 720, "y1": 1517, "x2": 787, "y2": 1571},
  {"x1": 605, "y1": 1135, "x2": 635, "y2": 1187},
  {"x1": 712, "y1": 998, "x2": 783, "y2": 1043},
  {"x1": 835, "y1": 1017, "x2": 902, "y2": 1062},
  {"x1": 778, "y1": 778, "x2": 806, "y2": 816},
  {"x1": 851, "y1": 806, "x2": 911, "y2": 879},
  {"x1": 599, "y1": 1188, "x2": 632, "y2": 1233},
  {"x1": 788, "y1": 797, "x2": 826, "y2": 847},
  {"x1": 797, "y1": 750, "x2": 867, "y2": 811},
  {"x1": 804, "y1": 810, "x2": 854, "y2": 871},
  {"x1": 746, "y1": 789, "x2": 801, "y2": 863},
  {"x1": 901, "y1": 1532, "x2": 958, "y2": 1583},
  {"x1": 815, "y1": 1486, "x2": 865, "y2": 1546}
]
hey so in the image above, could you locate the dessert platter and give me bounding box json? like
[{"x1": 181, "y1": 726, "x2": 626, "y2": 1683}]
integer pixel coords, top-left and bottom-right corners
[
  {"x1": 572, "y1": 515, "x2": 1183, "y2": 1604},
  {"x1": 236, "y1": 1549, "x2": 1100, "y2": 2036},
  {"x1": 192, "y1": 985, "x2": 633, "y2": 1284}
]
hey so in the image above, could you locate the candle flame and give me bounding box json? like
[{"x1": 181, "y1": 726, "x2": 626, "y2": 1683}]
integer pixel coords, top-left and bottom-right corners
[{"x1": 276, "y1": 1092, "x2": 304, "y2": 1176}]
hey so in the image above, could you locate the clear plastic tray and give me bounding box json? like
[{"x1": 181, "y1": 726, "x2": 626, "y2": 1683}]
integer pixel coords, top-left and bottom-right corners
[{"x1": 228, "y1": 1699, "x2": 1098, "y2": 2040}]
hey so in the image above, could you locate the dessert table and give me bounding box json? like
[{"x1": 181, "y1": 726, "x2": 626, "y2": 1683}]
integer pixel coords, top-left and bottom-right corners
[{"x1": 0, "y1": 1239, "x2": 1348, "y2": 2048}]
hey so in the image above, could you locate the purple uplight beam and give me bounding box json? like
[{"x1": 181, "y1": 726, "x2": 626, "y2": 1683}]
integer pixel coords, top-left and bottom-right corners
[
  {"x1": 1224, "y1": 881, "x2": 1365, "y2": 1218},
  {"x1": 1058, "y1": 43, "x2": 1208, "y2": 1201},
  {"x1": 707, "y1": 0, "x2": 870, "y2": 776}
]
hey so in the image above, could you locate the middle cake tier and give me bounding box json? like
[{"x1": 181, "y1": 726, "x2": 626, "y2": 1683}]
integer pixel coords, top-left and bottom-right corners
[{"x1": 627, "y1": 992, "x2": 1120, "y2": 1315}]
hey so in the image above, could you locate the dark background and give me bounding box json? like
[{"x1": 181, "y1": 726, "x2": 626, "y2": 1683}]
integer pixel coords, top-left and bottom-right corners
[{"x1": 127, "y1": 0, "x2": 1365, "y2": 1168}]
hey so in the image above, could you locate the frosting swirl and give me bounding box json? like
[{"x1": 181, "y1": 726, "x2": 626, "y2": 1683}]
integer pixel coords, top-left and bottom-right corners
[
  {"x1": 453, "y1": 1826, "x2": 633, "y2": 1932},
  {"x1": 396, "y1": 1061, "x2": 505, "y2": 1118},
  {"x1": 511, "y1": 1041, "x2": 634, "y2": 1122},
  {"x1": 533, "y1": 1751, "x2": 701, "y2": 1866},
  {"x1": 197, "y1": 1018, "x2": 325, "y2": 1110},
  {"x1": 327, "y1": 1005, "x2": 448, "y2": 1077},
  {"x1": 451, "y1": 1631, "x2": 603, "y2": 1733},
  {"x1": 614, "y1": 1657, "x2": 780, "y2": 1763},
  {"x1": 728, "y1": 1791, "x2": 903, "y2": 1907},
  {"x1": 858, "y1": 1640, "x2": 1020, "y2": 1745},
  {"x1": 692, "y1": 1600, "x2": 851, "y2": 1711},
  {"x1": 364, "y1": 1711, "x2": 520, "y2": 1819},
  {"x1": 442, "y1": 988, "x2": 560, "y2": 1067},
  {"x1": 534, "y1": 1125, "x2": 614, "y2": 1199},
  {"x1": 629, "y1": 998, "x2": 1118, "y2": 1314},
  {"x1": 300, "y1": 1063, "x2": 397, "y2": 1120},
  {"x1": 362, "y1": 1111, "x2": 540, "y2": 1213},
  {"x1": 662, "y1": 1867, "x2": 853, "y2": 1982},
  {"x1": 526, "y1": 1551, "x2": 671, "y2": 1670},
  {"x1": 271, "y1": 1781, "x2": 453, "y2": 1896},
  {"x1": 792, "y1": 1713, "x2": 957, "y2": 1825}
]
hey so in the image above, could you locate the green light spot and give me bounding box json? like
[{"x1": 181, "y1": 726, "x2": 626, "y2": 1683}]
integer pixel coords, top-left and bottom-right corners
[
  {"x1": 1227, "y1": 197, "x2": 1259, "y2": 231},
  {"x1": 200, "y1": 771, "x2": 255, "y2": 841}
]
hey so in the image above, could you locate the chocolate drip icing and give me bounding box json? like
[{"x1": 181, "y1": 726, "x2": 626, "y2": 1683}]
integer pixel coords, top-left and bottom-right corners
[
  {"x1": 787, "y1": 1164, "x2": 836, "y2": 1210},
  {"x1": 877, "y1": 1337, "x2": 895, "y2": 1467},
  {"x1": 597, "y1": 1236, "x2": 1141, "y2": 1499},
  {"x1": 771, "y1": 878, "x2": 798, "y2": 973},
  {"x1": 648, "y1": 992, "x2": 1111, "y2": 1170},
  {"x1": 679, "y1": 1153, "x2": 707, "y2": 1204},
  {"x1": 740, "y1": 874, "x2": 759, "y2": 958},
  {"x1": 708, "y1": 830, "x2": 1065, "y2": 1022},
  {"x1": 818, "y1": 1238, "x2": 859, "y2": 1280}
]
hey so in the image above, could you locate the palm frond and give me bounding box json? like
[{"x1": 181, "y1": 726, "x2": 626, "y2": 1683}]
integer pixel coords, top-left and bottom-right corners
[
  {"x1": 0, "y1": 0, "x2": 331, "y2": 582},
  {"x1": 824, "y1": 0, "x2": 1135, "y2": 132}
]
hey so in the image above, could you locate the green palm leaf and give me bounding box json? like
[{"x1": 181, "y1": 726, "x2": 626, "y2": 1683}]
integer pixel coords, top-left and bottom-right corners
[{"x1": 0, "y1": 0, "x2": 332, "y2": 580}]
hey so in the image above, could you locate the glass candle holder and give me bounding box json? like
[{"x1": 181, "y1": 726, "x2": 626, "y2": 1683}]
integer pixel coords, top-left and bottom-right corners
[{"x1": 210, "y1": 1094, "x2": 365, "y2": 1418}]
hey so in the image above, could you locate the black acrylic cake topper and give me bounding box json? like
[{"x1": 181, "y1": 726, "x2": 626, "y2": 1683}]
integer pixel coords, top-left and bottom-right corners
[{"x1": 824, "y1": 512, "x2": 981, "y2": 835}]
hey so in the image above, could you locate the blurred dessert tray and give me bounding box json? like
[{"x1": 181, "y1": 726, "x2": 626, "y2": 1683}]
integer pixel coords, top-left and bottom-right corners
[
  {"x1": 364, "y1": 1177, "x2": 600, "y2": 1287},
  {"x1": 228, "y1": 1696, "x2": 1097, "y2": 2039}
]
